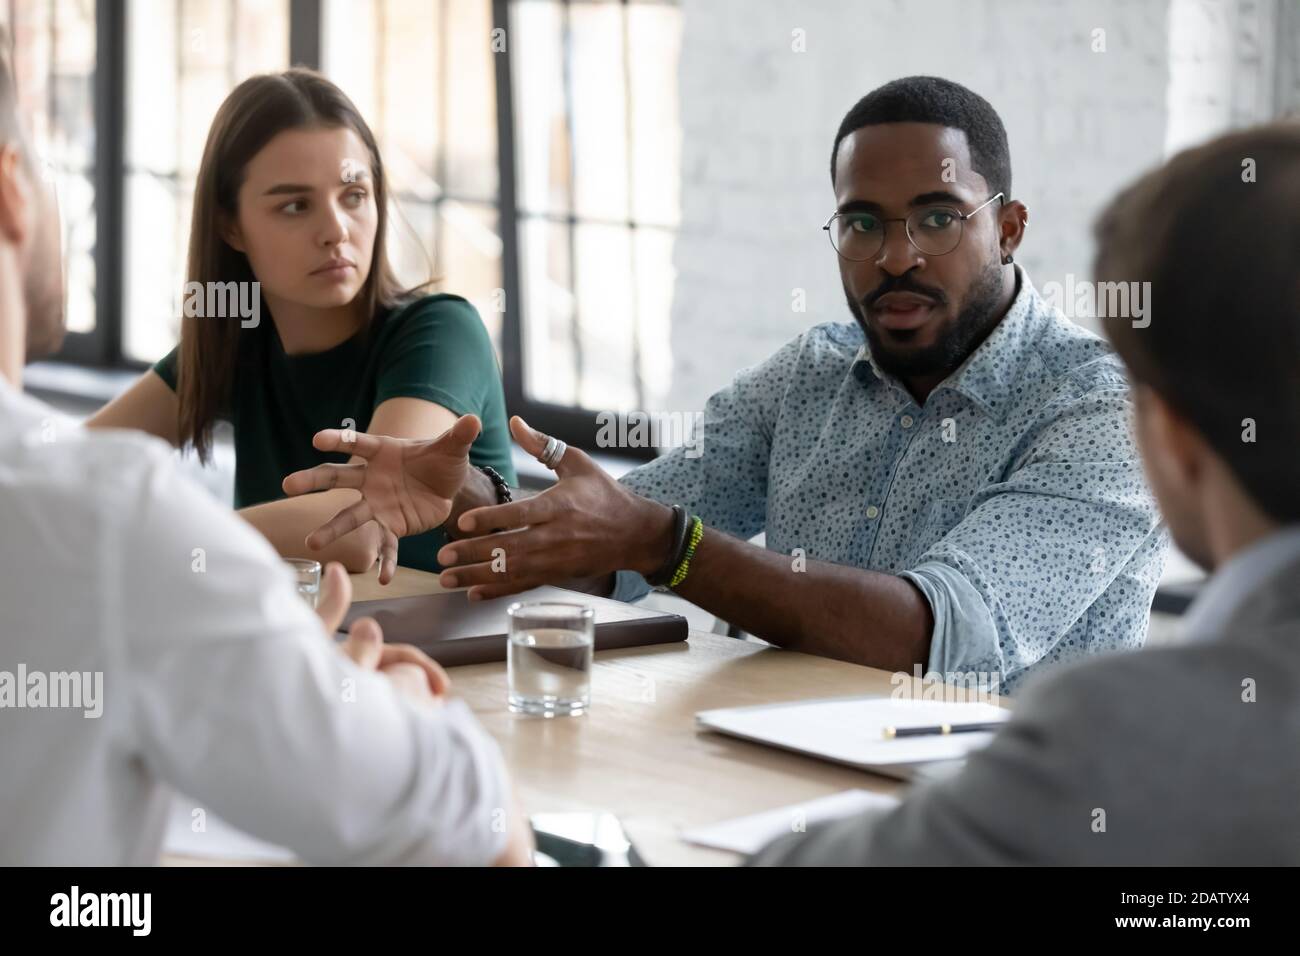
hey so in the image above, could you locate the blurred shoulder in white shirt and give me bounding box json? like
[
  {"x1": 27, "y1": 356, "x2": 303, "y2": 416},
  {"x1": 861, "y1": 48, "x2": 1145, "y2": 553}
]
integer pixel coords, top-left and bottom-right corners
[{"x1": 0, "y1": 380, "x2": 519, "y2": 866}]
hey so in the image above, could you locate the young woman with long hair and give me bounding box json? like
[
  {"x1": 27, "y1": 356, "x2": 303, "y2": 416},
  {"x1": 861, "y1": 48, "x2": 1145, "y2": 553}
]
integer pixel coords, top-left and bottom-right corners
[{"x1": 90, "y1": 68, "x2": 515, "y2": 578}]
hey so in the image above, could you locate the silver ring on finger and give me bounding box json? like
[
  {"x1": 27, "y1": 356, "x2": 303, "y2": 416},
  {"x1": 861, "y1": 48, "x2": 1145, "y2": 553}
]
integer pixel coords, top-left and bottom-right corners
[
  {"x1": 537, "y1": 436, "x2": 559, "y2": 467},
  {"x1": 539, "y1": 436, "x2": 567, "y2": 470}
]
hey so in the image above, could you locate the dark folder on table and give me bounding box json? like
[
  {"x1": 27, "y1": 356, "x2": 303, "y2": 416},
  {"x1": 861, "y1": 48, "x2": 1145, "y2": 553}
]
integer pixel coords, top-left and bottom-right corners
[{"x1": 338, "y1": 585, "x2": 688, "y2": 666}]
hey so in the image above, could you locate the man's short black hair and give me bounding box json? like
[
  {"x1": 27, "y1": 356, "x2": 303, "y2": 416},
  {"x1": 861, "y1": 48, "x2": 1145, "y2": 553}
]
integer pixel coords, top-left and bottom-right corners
[
  {"x1": 831, "y1": 75, "x2": 1011, "y2": 199},
  {"x1": 1095, "y1": 122, "x2": 1300, "y2": 523}
]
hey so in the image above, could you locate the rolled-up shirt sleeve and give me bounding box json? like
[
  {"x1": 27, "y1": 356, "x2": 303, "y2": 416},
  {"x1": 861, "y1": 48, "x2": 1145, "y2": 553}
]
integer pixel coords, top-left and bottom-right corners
[{"x1": 898, "y1": 382, "x2": 1165, "y2": 691}]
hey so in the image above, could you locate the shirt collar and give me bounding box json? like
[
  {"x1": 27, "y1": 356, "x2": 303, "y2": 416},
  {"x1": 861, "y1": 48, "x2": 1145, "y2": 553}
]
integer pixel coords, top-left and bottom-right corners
[
  {"x1": 851, "y1": 265, "x2": 1046, "y2": 421},
  {"x1": 1180, "y1": 525, "x2": 1300, "y2": 642},
  {"x1": 0, "y1": 375, "x2": 76, "y2": 446}
]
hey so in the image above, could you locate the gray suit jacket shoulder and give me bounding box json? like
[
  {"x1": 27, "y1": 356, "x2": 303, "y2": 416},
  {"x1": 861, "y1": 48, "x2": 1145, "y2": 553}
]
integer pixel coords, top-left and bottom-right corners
[{"x1": 750, "y1": 551, "x2": 1300, "y2": 866}]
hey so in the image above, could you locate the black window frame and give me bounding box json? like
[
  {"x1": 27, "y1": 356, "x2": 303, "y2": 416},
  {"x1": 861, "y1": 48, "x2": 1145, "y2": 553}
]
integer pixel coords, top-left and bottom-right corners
[{"x1": 42, "y1": 0, "x2": 655, "y2": 460}]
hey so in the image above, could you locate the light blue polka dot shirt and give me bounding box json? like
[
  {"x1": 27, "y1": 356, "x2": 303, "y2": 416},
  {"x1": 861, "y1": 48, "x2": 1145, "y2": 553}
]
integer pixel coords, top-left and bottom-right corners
[{"x1": 612, "y1": 268, "x2": 1169, "y2": 694}]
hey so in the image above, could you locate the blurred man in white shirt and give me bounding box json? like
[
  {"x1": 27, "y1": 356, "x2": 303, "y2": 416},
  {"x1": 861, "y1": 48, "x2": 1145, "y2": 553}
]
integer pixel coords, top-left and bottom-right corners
[{"x1": 0, "y1": 36, "x2": 531, "y2": 866}]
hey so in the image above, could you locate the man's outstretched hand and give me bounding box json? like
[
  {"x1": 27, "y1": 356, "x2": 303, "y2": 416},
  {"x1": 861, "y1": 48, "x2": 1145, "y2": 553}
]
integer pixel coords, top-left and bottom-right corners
[
  {"x1": 282, "y1": 415, "x2": 482, "y2": 584},
  {"x1": 434, "y1": 416, "x2": 676, "y2": 600}
]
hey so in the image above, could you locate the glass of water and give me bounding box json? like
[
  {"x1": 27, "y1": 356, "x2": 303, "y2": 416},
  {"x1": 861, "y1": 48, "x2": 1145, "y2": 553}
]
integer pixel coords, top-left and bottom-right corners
[
  {"x1": 285, "y1": 558, "x2": 322, "y2": 609},
  {"x1": 507, "y1": 602, "x2": 595, "y2": 717}
]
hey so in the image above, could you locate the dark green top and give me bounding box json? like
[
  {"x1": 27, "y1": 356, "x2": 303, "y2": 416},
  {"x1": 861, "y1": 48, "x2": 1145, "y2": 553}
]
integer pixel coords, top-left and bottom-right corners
[{"x1": 153, "y1": 293, "x2": 516, "y2": 572}]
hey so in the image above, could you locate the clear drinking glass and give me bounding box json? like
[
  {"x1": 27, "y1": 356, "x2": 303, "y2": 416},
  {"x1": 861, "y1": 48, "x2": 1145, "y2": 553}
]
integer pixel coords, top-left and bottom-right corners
[
  {"x1": 284, "y1": 558, "x2": 322, "y2": 609},
  {"x1": 507, "y1": 602, "x2": 595, "y2": 717}
]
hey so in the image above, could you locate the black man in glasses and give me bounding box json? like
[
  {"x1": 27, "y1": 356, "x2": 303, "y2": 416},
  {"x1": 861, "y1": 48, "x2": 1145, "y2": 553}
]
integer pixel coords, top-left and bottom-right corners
[{"x1": 291, "y1": 76, "x2": 1169, "y2": 697}]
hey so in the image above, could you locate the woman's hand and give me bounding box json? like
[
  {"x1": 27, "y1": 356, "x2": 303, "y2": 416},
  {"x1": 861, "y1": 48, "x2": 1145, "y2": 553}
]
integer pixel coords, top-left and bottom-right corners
[{"x1": 282, "y1": 414, "x2": 482, "y2": 583}]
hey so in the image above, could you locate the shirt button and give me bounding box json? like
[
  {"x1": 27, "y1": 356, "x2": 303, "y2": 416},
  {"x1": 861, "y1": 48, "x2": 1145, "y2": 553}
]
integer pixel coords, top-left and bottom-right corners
[
  {"x1": 866, "y1": 505, "x2": 880, "y2": 519},
  {"x1": 900, "y1": 414, "x2": 915, "y2": 428}
]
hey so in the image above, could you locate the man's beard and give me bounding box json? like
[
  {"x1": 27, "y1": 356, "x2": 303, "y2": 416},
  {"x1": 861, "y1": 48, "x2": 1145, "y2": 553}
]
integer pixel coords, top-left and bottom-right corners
[
  {"x1": 848, "y1": 260, "x2": 1006, "y2": 381},
  {"x1": 22, "y1": 189, "x2": 67, "y2": 362}
]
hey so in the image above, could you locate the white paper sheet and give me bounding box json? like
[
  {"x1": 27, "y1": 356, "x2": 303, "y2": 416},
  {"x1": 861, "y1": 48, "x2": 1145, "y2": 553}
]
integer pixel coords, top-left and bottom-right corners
[
  {"x1": 681, "y1": 789, "x2": 901, "y2": 855},
  {"x1": 696, "y1": 695, "x2": 1011, "y2": 773}
]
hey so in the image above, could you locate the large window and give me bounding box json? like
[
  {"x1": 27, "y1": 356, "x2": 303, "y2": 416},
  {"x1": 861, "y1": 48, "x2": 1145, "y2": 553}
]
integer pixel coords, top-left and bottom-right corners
[
  {"x1": 510, "y1": 0, "x2": 680, "y2": 416},
  {"x1": 10, "y1": 0, "x2": 681, "y2": 455},
  {"x1": 321, "y1": 0, "x2": 504, "y2": 346},
  {"x1": 124, "y1": 0, "x2": 289, "y2": 362}
]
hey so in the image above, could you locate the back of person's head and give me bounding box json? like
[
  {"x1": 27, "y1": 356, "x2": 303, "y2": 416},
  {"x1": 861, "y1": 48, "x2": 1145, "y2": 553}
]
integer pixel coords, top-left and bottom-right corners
[
  {"x1": 1095, "y1": 123, "x2": 1300, "y2": 539},
  {"x1": 0, "y1": 25, "x2": 65, "y2": 361}
]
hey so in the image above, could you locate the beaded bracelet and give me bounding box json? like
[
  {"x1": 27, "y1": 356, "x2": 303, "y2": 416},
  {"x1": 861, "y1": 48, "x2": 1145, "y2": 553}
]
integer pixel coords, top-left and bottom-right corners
[
  {"x1": 478, "y1": 465, "x2": 513, "y2": 504},
  {"x1": 646, "y1": 504, "x2": 689, "y2": 589},
  {"x1": 669, "y1": 516, "x2": 704, "y2": 589}
]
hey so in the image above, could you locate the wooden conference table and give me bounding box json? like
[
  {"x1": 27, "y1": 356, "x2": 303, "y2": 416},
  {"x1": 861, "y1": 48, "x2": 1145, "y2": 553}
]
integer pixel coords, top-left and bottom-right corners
[{"x1": 168, "y1": 566, "x2": 1004, "y2": 866}]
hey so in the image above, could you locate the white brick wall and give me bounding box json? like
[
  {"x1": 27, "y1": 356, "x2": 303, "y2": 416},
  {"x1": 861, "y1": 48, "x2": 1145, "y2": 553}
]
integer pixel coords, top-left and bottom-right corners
[
  {"x1": 667, "y1": 0, "x2": 1299, "y2": 413},
  {"x1": 1165, "y1": 0, "x2": 1295, "y2": 154}
]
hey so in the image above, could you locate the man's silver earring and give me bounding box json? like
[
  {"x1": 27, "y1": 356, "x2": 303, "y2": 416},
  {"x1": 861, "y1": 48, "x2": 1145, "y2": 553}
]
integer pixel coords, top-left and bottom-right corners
[{"x1": 1001, "y1": 253, "x2": 1014, "y2": 265}]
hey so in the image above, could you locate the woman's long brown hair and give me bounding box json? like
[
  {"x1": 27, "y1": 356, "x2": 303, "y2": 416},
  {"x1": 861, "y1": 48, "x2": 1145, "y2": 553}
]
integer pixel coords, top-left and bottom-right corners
[{"x1": 177, "y1": 68, "x2": 409, "y2": 463}]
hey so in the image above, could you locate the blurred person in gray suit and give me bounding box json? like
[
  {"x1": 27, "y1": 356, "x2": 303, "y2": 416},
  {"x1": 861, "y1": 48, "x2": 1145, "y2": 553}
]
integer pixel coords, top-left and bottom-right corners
[{"x1": 752, "y1": 122, "x2": 1300, "y2": 866}]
